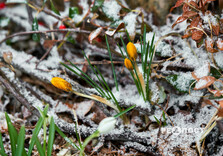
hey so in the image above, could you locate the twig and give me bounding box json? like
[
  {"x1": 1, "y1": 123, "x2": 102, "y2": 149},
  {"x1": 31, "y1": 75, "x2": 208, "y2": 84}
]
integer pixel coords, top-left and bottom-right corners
[
  {"x1": 36, "y1": 44, "x2": 57, "y2": 69},
  {"x1": 65, "y1": 60, "x2": 123, "y2": 65},
  {"x1": 0, "y1": 29, "x2": 90, "y2": 45},
  {"x1": 0, "y1": 70, "x2": 39, "y2": 117}
]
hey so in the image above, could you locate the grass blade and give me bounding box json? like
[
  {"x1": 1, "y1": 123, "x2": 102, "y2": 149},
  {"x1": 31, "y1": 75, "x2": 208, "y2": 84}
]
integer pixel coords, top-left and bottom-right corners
[
  {"x1": 0, "y1": 132, "x2": 5, "y2": 153},
  {"x1": 27, "y1": 117, "x2": 44, "y2": 156},
  {"x1": 61, "y1": 62, "x2": 106, "y2": 97},
  {"x1": 94, "y1": 66, "x2": 122, "y2": 112},
  {"x1": 8, "y1": 123, "x2": 17, "y2": 156},
  {"x1": 0, "y1": 150, "x2": 7, "y2": 156},
  {"x1": 125, "y1": 29, "x2": 132, "y2": 42},
  {"x1": 15, "y1": 126, "x2": 26, "y2": 156},
  {"x1": 117, "y1": 43, "x2": 125, "y2": 58},
  {"x1": 55, "y1": 125, "x2": 80, "y2": 151},
  {"x1": 35, "y1": 139, "x2": 45, "y2": 156},
  {"x1": 114, "y1": 105, "x2": 136, "y2": 118},
  {"x1": 47, "y1": 117, "x2": 55, "y2": 156},
  {"x1": 105, "y1": 35, "x2": 119, "y2": 91},
  {"x1": 81, "y1": 51, "x2": 111, "y2": 99},
  {"x1": 5, "y1": 113, "x2": 18, "y2": 156}
]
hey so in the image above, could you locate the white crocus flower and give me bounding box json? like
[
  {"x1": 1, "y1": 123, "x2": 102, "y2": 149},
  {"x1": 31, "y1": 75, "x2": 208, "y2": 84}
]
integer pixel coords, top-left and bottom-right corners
[{"x1": 97, "y1": 117, "x2": 117, "y2": 134}]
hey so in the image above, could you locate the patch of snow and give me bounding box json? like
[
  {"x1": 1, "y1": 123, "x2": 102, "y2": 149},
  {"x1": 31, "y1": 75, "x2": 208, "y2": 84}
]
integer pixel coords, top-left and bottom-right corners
[
  {"x1": 102, "y1": 1, "x2": 121, "y2": 20},
  {"x1": 123, "y1": 12, "x2": 137, "y2": 36}
]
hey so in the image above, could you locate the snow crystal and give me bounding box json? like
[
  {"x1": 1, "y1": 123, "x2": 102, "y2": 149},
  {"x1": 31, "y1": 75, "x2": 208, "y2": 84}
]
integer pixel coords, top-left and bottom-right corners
[
  {"x1": 102, "y1": 1, "x2": 121, "y2": 20},
  {"x1": 112, "y1": 85, "x2": 151, "y2": 112},
  {"x1": 194, "y1": 62, "x2": 209, "y2": 78},
  {"x1": 123, "y1": 12, "x2": 137, "y2": 36},
  {"x1": 195, "y1": 78, "x2": 208, "y2": 89},
  {"x1": 217, "y1": 38, "x2": 223, "y2": 50},
  {"x1": 157, "y1": 41, "x2": 173, "y2": 57},
  {"x1": 214, "y1": 52, "x2": 223, "y2": 69}
]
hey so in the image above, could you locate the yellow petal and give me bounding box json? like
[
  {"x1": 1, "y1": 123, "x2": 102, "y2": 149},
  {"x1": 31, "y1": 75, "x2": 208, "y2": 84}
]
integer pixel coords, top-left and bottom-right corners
[
  {"x1": 51, "y1": 77, "x2": 72, "y2": 92},
  {"x1": 126, "y1": 42, "x2": 137, "y2": 61},
  {"x1": 124, "y1": 58, "x2": 133, "y2": 70}
]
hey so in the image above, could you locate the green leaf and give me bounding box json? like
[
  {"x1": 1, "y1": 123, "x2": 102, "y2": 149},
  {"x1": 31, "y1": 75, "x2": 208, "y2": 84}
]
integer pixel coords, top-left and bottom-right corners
[
  {"x1": 69, "y1": 7, "x2": 79, "y2": 19},
  {"x1": 27, "y1": 117, "x2": 44, "y2": 156},
  {"x1": 15, "y1": 126, "x2": 26, "y2": 156},
  {"x1": 91, "y1": 0, "x2": 104, "y2": 12},
  {"x1": 47, "y1": 117, "x2": 55, "y2": 156},
  {"x1": 154, "y1": 116, "x2": 160, "y2": 125},
  {"x1": 5, "y1": 113, "x2": 18, "y2": 156},
  {"x1": 6, "y1": 0, "x2": 27, "y2": 3},
  {"x1": 210, "y1": 66, "x2": 221, "y2": 79},
  {"x1": 32, "y1": 18, "x2": 40, "y2": 42},
  {"x1": 166, "y1": 74, "x2": 195, "y2": 93},
  {"x1": 55, "y1": 125, "x2": 80, "y2": 150},
  {"x1": 35, "y1": 139, "x2": 45, "y2": 156},
  {"x1": 0, "y1": 17, "x2": 10, "y2": 28},
  {"x1": 0, "y1": 150, "x2": 7, "y2": 156},
  {"x1": 50, "y1": 0, "x2": 60, "y2": 15},
  {"x1": 114, "y1": 105, "x2": 136, "y2": 118},
  {"x1": 66, "y1": 36, "x2": 75, "y2": 45},
  {"x1": 0, "y1": 133, "x2": 5, "y2": 153},
  {"x1": 8, "y1": 123, "x2": 17, "y2": 156},
  {"x1": 105, "y1": 35, "x2": 119, "y2": 91}
]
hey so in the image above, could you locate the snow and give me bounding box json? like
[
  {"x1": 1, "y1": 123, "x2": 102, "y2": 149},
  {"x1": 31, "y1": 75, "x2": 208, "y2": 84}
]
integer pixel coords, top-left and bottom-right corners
[
  {"x1": 112, "y1": 85, "x2": 151, "y2": 112},
  {"x1": 102, "y1": 0, "x2": 121, "y2": 20},
  {"x1": 123, "y1": 12, "x2": 137, "y2": 37},
  {"x1": 194, "y1": 62, "x2": 209, "y2": 78},
  {"x1": 195, "y1": 78, "x2": 208, "y2": 89}
]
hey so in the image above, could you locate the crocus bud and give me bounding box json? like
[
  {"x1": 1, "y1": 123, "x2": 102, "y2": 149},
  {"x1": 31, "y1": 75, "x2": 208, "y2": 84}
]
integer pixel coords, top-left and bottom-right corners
[
  {"x1": 51, "y1": 77, "x2": 72, "y2": 92},
  {"x1": 97, "y1": 117, "x2": 117, "y2": 134},
  {"x1": 126, "y1": 42, "x2": 137, "y2": 61},
  {"x1": 124, "y1": 58, "x2": 133, "y2": 70}
]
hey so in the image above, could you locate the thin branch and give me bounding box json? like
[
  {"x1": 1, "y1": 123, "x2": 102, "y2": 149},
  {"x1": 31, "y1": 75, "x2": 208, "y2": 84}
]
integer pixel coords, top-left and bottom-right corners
[
  {"x1": 0, "y1": 29, "x2": 90, "y2": 45},
  {"x1": 0, "y1": 69, "x2": 39, "y2": 117}
]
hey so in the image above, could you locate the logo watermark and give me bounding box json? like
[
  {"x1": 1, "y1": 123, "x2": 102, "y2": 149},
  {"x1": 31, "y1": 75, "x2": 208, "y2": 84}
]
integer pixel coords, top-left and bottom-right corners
[{"x1": 161, "y1": 126, "x2": 204, "y2": 135}]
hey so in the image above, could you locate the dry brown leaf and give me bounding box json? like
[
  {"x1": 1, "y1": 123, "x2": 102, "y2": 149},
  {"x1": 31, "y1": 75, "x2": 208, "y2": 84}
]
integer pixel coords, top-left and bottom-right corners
[
  {"x1": 189, "y1": 1, "x2": 199, "y2": 9},
  {"x1": 208, "y1": 88, "x2": 223, "y2": 97},
  {"x1": 172, "y1": 16, "x2": 187, "y2": 28},
  {"x1": 43, "y1": 40, "x2": 58, "y2": 49},
  {"x1": 3, "y1": 52, "x2": 13, "y2": 64},
  {"x1": 220, "y1": 19, "x2": 223, "y2": 34},
  {"x1": 216, "y1": 38, "x2": 223, "y2": 50},
  {"x1": 105, "y1": 22, "x2": 125, "y2": 36},
  {"x1": 182, "y1": 11, "x2": 198, "y2": 18},
  {"x1": 88, "y1": 27, "x2": 103, "y2": 44},
  {"x1": 76, "y1": 100, "x2": 95, "y2": 116},
  {"x1": 212, "y1": 23, "x2": 220, "y2": 36},
  {"x1": 170, "y1": 0, "x2": 185, "y2": 12},
  {"x1": 194, "y1": 76, "x2": 216, "y2": 90},
  {"x1": 219, "y1": 100, "x2": 223, "y2": 108},
  {"x1": 191, "y1": 30, "x2": 204, "y2": 41},
  {"x1": 205, "y1": 38, "x2": 218, "y2": 53}
]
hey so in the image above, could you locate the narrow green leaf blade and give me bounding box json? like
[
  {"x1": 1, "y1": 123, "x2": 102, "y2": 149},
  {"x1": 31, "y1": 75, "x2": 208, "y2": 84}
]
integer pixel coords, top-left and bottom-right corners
[
  {"x1": 27, "y1": 117, "x2": 44, "y2": 156},
  {"x1": 55, "y1": 125, "x2": 80, "y2": 150},
  {"x1": 105, "y1": 35, "x2": 119, "y2": 91},
  {"x1": 0, "y1": 150, "x2": 7, "y2": 156},
  {"x1": 50, "y1": 0, "x2": 60, "y2": 15},
  {"x1": 114, "y1": 105, "x2": 136, "y2": 118},
  {"x1": 47, "y1": 117, "x2": 55, "y2": 156},
  {"x1": 15, "y1": 126, "x2": 26, "y2": 156},
  {"x1": 69, "y1": 7, "x2": 79, "y2": 18},
  {"x1": 0, "y1": 133, "x2": 5, "y2": 153},
  {"x1": 32, "y1": 18, "x2": 40, "y2": 42},
  {"x1": 35, "y1": 139, "x2": 45, "y2": 156}
]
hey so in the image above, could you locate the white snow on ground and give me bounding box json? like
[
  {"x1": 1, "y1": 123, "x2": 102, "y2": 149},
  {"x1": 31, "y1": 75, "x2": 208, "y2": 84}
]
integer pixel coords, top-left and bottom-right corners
[
  {"x1": 102, "y1": 0, "x2": 121, "y2": 20},
  {"x1": 0, "y1": 1, "x2": 223, "y2": 155}
]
